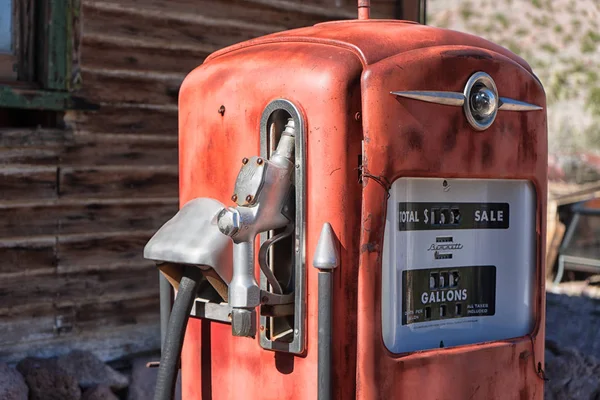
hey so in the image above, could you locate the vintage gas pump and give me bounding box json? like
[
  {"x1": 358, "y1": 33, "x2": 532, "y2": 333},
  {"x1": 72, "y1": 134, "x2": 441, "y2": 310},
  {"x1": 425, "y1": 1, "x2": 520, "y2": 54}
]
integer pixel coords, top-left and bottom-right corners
[{"x1": 144, "y1": 2, "x2": 547, "y2": 399}]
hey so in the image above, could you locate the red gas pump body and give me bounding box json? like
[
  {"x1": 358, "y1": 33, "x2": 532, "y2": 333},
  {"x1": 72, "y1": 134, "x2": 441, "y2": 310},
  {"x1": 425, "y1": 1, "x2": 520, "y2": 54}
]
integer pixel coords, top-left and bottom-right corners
[{"x1": 178, "y1": 20, "x2": 546, "y2": 400}]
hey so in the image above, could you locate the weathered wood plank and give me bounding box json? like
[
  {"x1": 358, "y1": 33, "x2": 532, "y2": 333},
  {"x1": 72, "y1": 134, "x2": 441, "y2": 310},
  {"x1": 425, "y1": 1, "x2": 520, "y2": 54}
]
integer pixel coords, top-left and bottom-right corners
[
  {"x1": 0, "y1": 198, "x2": 177, "y2": 238},
  {"x1": 0, "y1": 148, "x2": 60, "y2": 165},
  {"x1": 59, "y1": 165, "x2": 178, "y2": 199},
  {"x1": 0, "y1": 318, "x2": 160, "y2": 363},
  {"x1": 56, "y1": 230, "x2": 158, "y2": 273},
  {"x1": 0, "y1": 128, "x2": 73, "y2": 165},
  {"x1": 83, "y1": 1, "x2": 279, "y2": 54},
  {"x1": 247, "y1": 0, "x2": 396, "y2": 19},
  {"x1": 0, "y1": 290, "x2": 158, "y2": 352},
  {"x1": 0, "y1": 166, "x2": 58, "y2": 201},
  {"x1": 85, "y1": 0, "x2": 354, "y2": 31},
  {"x1": 65, "y1": 105, "x2": 177, "y2": 135},
  {"x1": 54, "y1": 267, "x2": 159, "y2": 307},
  {"x1": 74, "y1": 296, "x2": 158, "y2": 327},
  {"x1": 78, "y1": 68, "x2": 184, "y2": 105},
  {"x1": 82, "y1": 33, "x2": 209, "y2": 74},
  {"x1": 0, "y1": 314, "x2": 57, "y2": 348},
  {"x1": 62, "y1": 132, "x2": 178, "y2": 166},
  {"x1": 0, "y1": 128, "x2": 74, "y2": 147},
  {"x1": 0, "y1": 256, "x2": 158, "y2": 315},
  {"x1": 0, "y1": 237, "x2": 56, "y2": 277}
]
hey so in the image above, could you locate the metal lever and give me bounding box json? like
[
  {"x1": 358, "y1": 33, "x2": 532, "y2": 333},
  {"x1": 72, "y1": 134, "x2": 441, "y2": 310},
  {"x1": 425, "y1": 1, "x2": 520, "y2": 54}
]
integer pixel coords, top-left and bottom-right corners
[{"x1": 258, "y1": 223, "x2": 294, "y2": 295}]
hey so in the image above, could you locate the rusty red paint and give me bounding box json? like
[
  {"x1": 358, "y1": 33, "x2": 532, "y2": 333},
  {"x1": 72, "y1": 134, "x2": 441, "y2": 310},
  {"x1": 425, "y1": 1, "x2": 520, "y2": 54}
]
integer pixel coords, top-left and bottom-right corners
[{"x1": 178, "y1": 20, "x2": 546, "y2": 400}]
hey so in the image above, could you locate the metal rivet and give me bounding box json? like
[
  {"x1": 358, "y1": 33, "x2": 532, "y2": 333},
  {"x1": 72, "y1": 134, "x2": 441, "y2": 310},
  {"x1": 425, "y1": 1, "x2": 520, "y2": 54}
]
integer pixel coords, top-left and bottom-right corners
[
  {"x1": 231, "y1": 194, "x2": 238, "y2": 202},
  {"x1": 246, "y1": 195, "x2": 253, "y2": 202},
  {"x1": 256, "y1": 158, "x2": 263, "y2": 165},
  {"x1": 294, "y1": 329, "x2": 299, "y2": 335},
  {"x1": 218, "y1": 105, "x2": 225, "y2": 116},
  {"x1": 355, "y1": 112, "x2": 361, "y2": 121},
  {"x1": 260, "y1": 325, "x2": 265, "y2": 331},
  {"x1": 242, "y1": 157, "x2": 249, "y2": 164}
]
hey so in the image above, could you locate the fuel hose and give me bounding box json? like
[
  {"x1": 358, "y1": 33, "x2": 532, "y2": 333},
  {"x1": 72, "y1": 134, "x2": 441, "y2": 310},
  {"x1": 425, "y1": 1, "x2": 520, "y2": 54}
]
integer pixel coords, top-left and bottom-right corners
[{"x1": 154, "y1": 268, "x2": 202, "y2": 400}]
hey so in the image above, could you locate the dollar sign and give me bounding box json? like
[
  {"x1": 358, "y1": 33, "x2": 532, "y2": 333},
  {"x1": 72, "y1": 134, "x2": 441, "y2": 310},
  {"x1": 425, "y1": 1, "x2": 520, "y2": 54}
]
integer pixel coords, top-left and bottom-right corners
[{"x1": 424, "y1": 209, "x2": 429, "y2": 224}]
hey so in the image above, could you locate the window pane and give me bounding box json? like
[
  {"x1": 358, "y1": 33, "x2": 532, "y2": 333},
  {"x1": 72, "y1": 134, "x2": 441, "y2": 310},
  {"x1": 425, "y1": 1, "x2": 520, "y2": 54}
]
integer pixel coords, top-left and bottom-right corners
[{"x1": 0, "y1": 0, "x2": 12, "y2": 53}]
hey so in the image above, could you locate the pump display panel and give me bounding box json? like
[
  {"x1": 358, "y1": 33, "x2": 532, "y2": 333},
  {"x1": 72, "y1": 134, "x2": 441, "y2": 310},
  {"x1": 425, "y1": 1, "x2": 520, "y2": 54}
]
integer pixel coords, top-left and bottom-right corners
[{"x1": 382, "y1": 178, "x2": 536, "y2": 353}]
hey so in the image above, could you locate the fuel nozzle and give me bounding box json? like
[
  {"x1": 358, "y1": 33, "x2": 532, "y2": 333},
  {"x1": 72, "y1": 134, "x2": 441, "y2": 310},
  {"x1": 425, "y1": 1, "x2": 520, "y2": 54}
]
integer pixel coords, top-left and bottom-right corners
[{"x1": 218, "y1": 119, "x2": 296, "y2": 337}]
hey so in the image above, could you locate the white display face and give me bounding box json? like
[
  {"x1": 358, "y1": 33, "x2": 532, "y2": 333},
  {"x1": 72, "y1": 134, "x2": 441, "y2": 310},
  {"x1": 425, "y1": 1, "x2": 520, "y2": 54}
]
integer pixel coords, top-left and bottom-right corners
[{"x1": 382, "y1": 178, "x2": 536, "y2": 353}]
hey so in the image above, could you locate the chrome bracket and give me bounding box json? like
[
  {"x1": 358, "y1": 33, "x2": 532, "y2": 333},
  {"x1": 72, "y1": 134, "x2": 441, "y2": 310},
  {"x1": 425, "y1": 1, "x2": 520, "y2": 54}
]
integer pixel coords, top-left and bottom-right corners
[{"x1": 258, "y1": 99, "x2": 306, "y2": 354}]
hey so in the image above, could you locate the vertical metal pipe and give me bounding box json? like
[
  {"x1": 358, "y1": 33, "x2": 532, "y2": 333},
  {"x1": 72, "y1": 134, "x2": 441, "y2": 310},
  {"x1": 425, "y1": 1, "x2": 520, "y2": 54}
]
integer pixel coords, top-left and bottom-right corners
[
  {"x1": 317, "y1": 270, "x2": 333, "y2": 400},
  {"x1": 313, "y1": 222, "x2": 339, "y2": 400},
  {"x1": 159, "y1": 272, "x2": 173, "y2": 348},
  {"x1": 358, "y1": 0, "x2": 370, "y2": 19}
]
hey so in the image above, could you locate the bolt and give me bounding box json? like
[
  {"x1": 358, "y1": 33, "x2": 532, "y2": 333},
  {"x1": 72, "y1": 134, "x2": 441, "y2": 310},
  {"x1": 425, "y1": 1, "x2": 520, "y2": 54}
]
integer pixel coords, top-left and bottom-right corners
[
  {"x1": 295, "y1": 163, "x2": 300, "y2": 169},
  {"x1": 256, "y1": 158, "x2": 264, "y2": 165},
  {"x1": 355, "y1": 111, "x2": 361, "y2": 121},
  {"x1": 231, "y1": 194, "x2": 238, "y2": 202},
  {"x1": 294, "y1": 329, "x2": 299, "y2": 335},
  {"x1": 218, "y1": 105, "x2": 225, "y2": 116},
  {"x1": 246, "y1": 195, "x2": 253, "y2": 202},
  {"x1": 260, "y1": 325, "x2": 265, "y2": 331},
  {"x1": 242, "y1": 157, "x2": 249, "y2": 164}
]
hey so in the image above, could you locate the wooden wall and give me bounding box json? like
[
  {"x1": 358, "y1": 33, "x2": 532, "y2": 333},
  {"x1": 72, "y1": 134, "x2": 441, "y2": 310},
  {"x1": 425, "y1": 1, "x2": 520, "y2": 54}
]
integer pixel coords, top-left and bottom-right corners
[{"x1": 0, "y1": 0, "x2": 398, "y2": 362}]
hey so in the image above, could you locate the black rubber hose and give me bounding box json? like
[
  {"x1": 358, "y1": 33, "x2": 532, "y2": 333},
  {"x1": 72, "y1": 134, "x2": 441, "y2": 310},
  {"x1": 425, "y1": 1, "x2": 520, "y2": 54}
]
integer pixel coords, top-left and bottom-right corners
[{"x1": 154, "y1": 269, "x2": 201, "y2": 400}]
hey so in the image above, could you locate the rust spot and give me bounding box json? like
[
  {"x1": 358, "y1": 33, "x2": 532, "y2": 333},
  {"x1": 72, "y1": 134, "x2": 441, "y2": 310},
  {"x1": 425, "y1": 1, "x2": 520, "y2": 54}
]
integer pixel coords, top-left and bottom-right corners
[
  {"x1": 443, "y1": 115, "x2": 461, "y2": 152},
  {"x1": 406, "y1": 130, "x2": 423, "y2": 151},
  {"x1": 519, "y1": 387, "x2": 529, "y2": 400},
  {"x1": 361, "y1": 242, "x2": 378, "y2": 253},
  {"x1": 481, "y1": 140, "x2": 493, "y2": 167},
  {"x1": 519, "y1": 350, "x2": 531, "y2": 360}
]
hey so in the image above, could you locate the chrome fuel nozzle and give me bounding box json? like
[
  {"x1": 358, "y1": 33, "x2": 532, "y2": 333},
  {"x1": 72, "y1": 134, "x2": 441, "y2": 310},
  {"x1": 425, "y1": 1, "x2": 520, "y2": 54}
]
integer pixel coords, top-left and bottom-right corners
[{"x1": 218, "y1": 119, "x2": 296, "y2": 337}]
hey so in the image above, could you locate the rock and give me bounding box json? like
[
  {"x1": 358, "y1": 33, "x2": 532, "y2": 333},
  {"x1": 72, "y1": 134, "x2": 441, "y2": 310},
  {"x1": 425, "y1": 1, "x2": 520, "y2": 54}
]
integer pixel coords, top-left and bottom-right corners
[
  {"x1": 544, "y1": 342, "x2": 600, "y2": 400},
  {"x1": 56, "y1": 350, "x2": 129, "y2": 391},
  {"x1": 128, "y1": 355, "x2": 181, "y2": 400},
  {"x1": 0, "y1": 362, "x2": 28, "y2": 400},
  {"x1": 81, "y1": 386, "x2": 118, "y2": 400},
  {"x1": 17, "y1": 357, "x2": 81, "y2": 400},
  {"x1": 546, "y1": 291, "x2": 600, "y2": 359}
]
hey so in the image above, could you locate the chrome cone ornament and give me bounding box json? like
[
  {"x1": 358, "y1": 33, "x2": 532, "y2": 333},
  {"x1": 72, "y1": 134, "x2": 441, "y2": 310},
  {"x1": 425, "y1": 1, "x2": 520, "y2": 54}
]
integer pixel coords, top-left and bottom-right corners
[{"x1": 391, "y1": 71, "x2": 543, "y2": 131}]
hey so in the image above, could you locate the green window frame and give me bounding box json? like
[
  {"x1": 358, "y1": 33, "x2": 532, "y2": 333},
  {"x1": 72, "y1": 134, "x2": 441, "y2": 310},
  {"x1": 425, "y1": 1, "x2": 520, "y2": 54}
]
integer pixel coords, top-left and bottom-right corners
[{"x1": 0, "y1": 0, "x2": 82, "y2": 110}]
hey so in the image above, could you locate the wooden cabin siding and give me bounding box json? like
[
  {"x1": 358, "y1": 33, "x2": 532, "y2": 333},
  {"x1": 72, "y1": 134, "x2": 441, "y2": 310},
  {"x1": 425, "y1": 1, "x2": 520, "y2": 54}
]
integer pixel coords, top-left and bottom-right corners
[{"x1": 0, "y1": 0, "x2": 397, "y2": 362}]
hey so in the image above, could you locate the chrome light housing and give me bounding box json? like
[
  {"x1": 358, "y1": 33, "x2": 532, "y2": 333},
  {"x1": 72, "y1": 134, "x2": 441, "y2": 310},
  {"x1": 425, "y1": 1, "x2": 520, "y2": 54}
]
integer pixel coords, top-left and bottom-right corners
[{"x1": 463, "y1": 72, "x2": 499, "y2": 131}]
